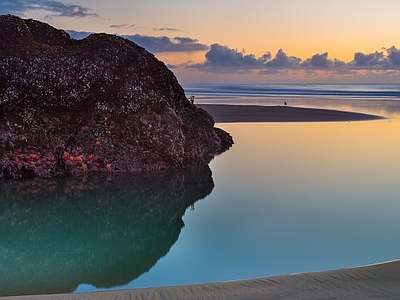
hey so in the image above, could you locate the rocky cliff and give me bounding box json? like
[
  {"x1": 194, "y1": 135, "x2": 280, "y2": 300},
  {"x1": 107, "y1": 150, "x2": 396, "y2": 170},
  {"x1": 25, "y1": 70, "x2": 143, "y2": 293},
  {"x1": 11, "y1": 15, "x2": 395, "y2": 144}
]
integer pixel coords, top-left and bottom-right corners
[{"x1": 0, "y1": 15, "x2": 233, "y2": 179}]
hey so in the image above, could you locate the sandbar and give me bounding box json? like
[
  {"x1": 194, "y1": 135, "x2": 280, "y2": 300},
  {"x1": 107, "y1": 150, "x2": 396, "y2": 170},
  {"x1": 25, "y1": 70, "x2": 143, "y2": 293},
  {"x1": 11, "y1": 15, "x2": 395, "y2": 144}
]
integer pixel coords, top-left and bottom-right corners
[
  {"x1": 7, "y1": 260, "x2": 400, "y2": 299},
  {"x1": 197, "y1": 104, "x2": 384, "y2": 123}
]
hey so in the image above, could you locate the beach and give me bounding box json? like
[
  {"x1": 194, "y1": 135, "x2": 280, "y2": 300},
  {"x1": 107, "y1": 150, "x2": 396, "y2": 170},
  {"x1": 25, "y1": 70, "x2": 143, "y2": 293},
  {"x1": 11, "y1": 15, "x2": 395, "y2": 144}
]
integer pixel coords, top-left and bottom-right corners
[
  {"x1": 7, "y1": 260, "x2": 400, "y2": 299},
  {"x1": 197, "y1": 104, "x2": 385, "y2": 123},
  {"x1": 8, "y1": 104, "x2": 395, "y2": 300}
]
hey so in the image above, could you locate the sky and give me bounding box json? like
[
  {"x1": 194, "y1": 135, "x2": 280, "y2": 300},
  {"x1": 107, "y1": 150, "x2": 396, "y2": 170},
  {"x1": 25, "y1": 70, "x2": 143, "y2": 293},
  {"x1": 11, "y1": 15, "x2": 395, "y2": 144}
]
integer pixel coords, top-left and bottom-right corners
[{"x1": 1, "y1": 0, "x2": 400, "y2": 85}]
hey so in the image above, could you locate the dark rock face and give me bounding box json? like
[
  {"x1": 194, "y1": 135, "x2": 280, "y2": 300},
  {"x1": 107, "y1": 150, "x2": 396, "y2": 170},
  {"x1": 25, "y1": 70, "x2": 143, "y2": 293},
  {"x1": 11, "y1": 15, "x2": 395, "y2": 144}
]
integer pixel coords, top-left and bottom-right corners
[{"x1": 0, "y1": 15, "x2": 233, "y2": 179}]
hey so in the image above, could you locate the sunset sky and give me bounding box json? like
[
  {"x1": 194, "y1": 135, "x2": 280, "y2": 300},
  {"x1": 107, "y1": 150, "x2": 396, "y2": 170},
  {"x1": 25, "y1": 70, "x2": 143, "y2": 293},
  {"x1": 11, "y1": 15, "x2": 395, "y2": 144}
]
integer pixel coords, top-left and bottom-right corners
[{"x1": 2, "y1": 0, "x2": 400, "y2": 84}]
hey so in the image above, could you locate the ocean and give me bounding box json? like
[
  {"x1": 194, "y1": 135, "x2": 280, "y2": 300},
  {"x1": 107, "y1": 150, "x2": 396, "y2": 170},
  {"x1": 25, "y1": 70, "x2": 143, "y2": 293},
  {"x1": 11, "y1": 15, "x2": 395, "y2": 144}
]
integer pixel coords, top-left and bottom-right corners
[{"x1": 184, "y1": 83, "x2": 400, "y2": 118}]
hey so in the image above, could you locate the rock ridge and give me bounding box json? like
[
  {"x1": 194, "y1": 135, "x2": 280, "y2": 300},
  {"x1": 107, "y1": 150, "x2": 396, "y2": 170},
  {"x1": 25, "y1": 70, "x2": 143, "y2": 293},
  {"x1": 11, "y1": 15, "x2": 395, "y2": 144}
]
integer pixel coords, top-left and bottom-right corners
[{"x1": 0, "y1": 15, "x2": 233, "y2": 179}]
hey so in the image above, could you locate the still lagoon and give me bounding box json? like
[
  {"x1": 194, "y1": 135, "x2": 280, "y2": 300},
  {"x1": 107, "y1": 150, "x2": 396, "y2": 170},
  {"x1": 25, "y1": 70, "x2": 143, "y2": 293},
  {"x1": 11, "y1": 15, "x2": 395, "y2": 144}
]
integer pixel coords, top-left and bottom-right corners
[
  {"x1": 119, "y1": 119, "x2": 400, "y2": 291},
  {"x1": 1, "y1": 85, "x2": 400, "y2": 296}
]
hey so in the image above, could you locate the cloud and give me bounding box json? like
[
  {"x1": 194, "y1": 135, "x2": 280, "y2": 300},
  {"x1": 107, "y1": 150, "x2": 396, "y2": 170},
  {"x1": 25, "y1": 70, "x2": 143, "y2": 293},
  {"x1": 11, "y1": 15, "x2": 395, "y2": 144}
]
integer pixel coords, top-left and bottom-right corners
[
  {"x1": 350, "y1": 47, "x2": 400, "y2": 70},
  {"x1": 258, "y1": 68, "x2": 285, "y2": 75},
  {"x1": 109, "y1": 24, "x2": 135, "y2": 29},
  {"x1": 0, "y1": 0, "x2": 100, "y2": 19},
  {"x1": 187, "y1": 43, "x2": 400, "y2": 77},
  {"x1": 265, "y1": 49, "x2": 301, "y2": 68},
  {"x1": 166, "y1": 63, "x2": 178, "y2": 69},
  {"x1": 65, "y1": 30, "x2": 208, "y2": 53},
  {"x1": 353, "y1": 51, "x2": 385, "y2": 67},
  {"x1": 110, "y1": 24, "x2": 127, "y2": 29},
  {"x1": 120, "y1": 34, "x2": 209, "y2": 53},
  {"x1": 299, "y1": 53, "x2": 344, "y2": 69},
  {"x1": 66, "y1": 29, "x2": 92, "y2": 40},
  {"x1": 152, "y1": 27, "x2": 185, "y2": 33},
  {"x1": 0, "y1": 2, "x2": 21, "y2": 14},
  {"x1": 190, "y1": 45, "x2": 349, "y2": 73},
  {"x1": 191, "y1": 45, "x2": 303, "y2": 72},
  {"x1": 196, "y1": 44, "x2": 269, "y2": 70},
  {"x1": 28, "y1": 25, "x2": 400, "y2": 77},
  {"x1": 303, "y1": 52, "x2": 332, "y2": 68},
  {"x1": 385, "y1": 46, "x2": 400, "y2": 67}
]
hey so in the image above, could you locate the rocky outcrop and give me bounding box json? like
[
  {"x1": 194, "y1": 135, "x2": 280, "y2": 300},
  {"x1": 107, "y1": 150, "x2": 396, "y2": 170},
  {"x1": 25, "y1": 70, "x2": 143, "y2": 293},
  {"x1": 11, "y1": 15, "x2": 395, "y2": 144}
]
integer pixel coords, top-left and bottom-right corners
[{"x1": 0, "y1": 15, "x2": 233, "y2": 179}]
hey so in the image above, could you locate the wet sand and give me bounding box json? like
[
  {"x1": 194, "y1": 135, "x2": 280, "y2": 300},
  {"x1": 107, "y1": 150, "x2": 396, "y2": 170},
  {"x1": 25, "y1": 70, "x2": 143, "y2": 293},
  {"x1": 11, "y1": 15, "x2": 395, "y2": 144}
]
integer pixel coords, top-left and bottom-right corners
[
  {"x1": 197, "y1": 104, "x2": 384, "y2": 123},
  {"x1": 7, "y1": 260, "x2": 400, "y2": 299},
  {"x1": 9, "y1": 105, "x2": 393, "y2": 300}
]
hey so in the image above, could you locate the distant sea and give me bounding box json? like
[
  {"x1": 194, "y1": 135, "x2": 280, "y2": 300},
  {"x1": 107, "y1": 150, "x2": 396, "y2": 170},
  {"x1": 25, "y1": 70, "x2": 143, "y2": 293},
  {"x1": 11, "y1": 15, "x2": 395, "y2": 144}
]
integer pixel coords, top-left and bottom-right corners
[{"x1": 183, "y1": 84, "x2": 400, "y2": 118}]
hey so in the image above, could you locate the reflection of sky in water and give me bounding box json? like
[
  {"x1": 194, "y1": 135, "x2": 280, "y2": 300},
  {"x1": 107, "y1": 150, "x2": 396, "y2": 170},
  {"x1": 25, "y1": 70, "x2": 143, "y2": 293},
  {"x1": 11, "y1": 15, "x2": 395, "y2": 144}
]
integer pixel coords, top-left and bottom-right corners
[
  {"x1": 117, "y1": 119, "x2": 400, "y2": 291},
  {"x1": 75, "y1": 89, "x2": 400, "y2": 292},
  {"x1": 5, "y1": 98, "x2": 398, "y2": 294}
]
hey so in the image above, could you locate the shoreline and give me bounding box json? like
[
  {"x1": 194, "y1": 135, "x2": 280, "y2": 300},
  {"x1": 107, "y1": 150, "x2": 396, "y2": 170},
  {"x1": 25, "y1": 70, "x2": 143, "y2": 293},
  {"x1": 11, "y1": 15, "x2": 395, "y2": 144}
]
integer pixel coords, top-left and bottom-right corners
[
  {"x1": 7, "y1": 260, "x2": 400, "y2": 299},
  {"x1": 197, "y1": 104, "x2": 385, "y2": 123}
]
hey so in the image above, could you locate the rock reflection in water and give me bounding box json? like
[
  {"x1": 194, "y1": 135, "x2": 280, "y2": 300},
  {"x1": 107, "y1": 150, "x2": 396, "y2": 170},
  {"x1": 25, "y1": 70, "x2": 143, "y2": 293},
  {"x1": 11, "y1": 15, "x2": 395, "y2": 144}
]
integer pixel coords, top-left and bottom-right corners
[{"x1": 0, "y1": 159, "x2": 214, "y2": 296}]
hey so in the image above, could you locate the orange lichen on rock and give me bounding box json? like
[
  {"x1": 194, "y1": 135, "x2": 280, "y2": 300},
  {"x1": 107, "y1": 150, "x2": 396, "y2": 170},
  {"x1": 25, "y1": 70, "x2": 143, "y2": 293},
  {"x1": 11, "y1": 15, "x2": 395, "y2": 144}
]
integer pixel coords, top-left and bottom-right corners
[
  {"x1": 62, "y1": 151, "x2": 69, "y2": 160},
  {"x1": 29, "y1": 154, "x2": 36, "y2": 159}
]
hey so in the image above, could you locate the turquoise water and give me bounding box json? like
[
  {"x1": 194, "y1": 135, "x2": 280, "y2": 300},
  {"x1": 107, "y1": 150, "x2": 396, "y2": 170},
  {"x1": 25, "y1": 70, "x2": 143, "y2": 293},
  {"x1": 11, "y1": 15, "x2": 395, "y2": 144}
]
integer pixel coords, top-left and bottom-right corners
[
  {"x1": 1, "y1": 85, "x2": 400, "y2": 296},
  {"x1": 98, "y1": 119, "x2": 400, "y2": 293}
]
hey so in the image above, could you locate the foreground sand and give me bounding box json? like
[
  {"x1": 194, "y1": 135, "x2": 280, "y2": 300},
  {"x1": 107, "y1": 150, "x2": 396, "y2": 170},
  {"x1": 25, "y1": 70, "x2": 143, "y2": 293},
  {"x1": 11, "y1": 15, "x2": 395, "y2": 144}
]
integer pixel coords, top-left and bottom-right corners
[
  {"x1": 197, "y1": 104, "x2": 384, "y2": 123},
  {"x1": 9, "y1": 105, "x2": 392, "y2": 300},
  {"x1": 7, "y1": 260, "x2": 400, "y2": 299}
]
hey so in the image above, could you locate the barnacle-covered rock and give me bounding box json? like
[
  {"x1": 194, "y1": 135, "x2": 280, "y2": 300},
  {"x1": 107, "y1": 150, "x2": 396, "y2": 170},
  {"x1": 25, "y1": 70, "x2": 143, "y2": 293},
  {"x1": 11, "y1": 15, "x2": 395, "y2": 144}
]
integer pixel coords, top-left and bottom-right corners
[{"x1": 0, "y1": 15, "x2": 233, "y2": 179}]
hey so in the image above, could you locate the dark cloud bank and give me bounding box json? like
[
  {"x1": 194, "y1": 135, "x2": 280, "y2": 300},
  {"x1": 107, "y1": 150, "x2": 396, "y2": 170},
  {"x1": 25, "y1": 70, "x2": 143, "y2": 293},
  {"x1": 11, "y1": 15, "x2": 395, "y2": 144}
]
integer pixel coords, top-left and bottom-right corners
[
  {"x1": 120, "y1": 35, "x2": 209, "y2": 53},
  {"x1": 191, "y1": 43, "x2": 400, "y2": 74},
  {"x1": 0, "y1": 0, "x2": 99, "y2": 19},
  {"x1": 66, "y1": 30, "x2": 209, "y2": 54}
]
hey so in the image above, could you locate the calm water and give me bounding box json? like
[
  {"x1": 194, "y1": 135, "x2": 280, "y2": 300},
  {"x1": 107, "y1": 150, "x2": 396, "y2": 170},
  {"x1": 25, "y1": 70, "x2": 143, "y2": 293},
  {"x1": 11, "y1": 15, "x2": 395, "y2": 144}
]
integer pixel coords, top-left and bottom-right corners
[
  {"x1": 185, "y1": 83, "x2": 400, "y2": 118},
  {"x1": 1, "y1": 84, "x2": 400, "y2": 296}
]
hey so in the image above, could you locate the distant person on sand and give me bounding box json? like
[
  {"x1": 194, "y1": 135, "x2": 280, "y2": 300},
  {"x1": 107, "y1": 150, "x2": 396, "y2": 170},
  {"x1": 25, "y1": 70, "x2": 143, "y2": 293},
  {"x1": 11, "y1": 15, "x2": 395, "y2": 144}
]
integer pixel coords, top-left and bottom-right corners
[
  {"x1": 190, "y1": 95, "x2": 195, "y2": 104},
  {"x1": 284, "y1": 101, "x2": 287, "y2": 106}
]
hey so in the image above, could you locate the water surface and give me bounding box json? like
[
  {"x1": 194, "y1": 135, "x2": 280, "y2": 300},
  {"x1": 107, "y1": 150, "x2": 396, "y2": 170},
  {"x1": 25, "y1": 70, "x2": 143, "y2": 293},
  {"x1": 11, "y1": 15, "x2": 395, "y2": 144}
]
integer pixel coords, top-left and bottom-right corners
[
  {"x1": 2, "y1": 84, "x2": 400, "y2": 296},
  {"x1": 185, "y1": 83, "x2": 400, "y2": 117},
  {"x1": 118, "y1": 119, "x2": 400, "y2": 291},
  {"x1": 0, "y1": 161, "x2": 213, "y2": 296}
]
